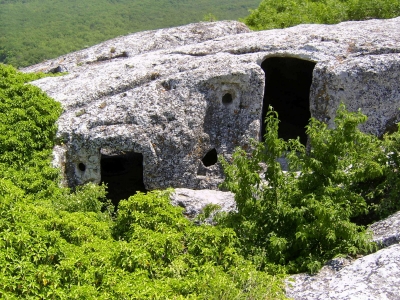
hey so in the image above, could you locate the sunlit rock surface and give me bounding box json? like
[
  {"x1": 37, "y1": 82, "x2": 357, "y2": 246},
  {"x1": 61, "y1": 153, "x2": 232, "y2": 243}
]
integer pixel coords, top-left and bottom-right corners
[
  {"x1": 24, "y1": 17, "x2": 400, "y2": 191},
  {"x1": 285, "y1": 211, "x2": 400, "y2": 300},
  {"x1": 170, "y1": 188, "x2": 236, "y2": 220}
]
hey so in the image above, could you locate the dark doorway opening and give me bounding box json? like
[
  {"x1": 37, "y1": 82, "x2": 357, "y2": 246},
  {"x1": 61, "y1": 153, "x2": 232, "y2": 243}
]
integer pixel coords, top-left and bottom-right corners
[
  {"x1": 101, "y1": 151, "x2": 146, "y2": 207},
  {"x1": 261, "y1": 57, "x2": 316, "y2": 145}
]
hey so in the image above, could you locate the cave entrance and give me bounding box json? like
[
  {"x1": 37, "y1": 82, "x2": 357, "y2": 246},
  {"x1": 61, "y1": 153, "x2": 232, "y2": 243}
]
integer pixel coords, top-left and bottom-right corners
[
  {"x1": 202, "y1": 148, "x2": 218, "y2": 167},
  {"x1": 100, "y1": 150, "x2": 146, "y2": 207},
  {"x1": 261, "y1": 57, "x2": 316, "y2": 145}
]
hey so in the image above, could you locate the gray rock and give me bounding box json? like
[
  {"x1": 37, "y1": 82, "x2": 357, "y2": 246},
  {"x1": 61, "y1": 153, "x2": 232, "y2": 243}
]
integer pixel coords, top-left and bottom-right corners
[
  {"x1": 285, "y1": 210, "x2": 400, "y2": 300},
  {"x1": 285, "y1": 244, "x2": 400, "y2": 300},
  {"x1": 170, "y1": 188, "x2": 236, "y2": 219},
  {"x1": 24, "y1": 17, "x2": 400, "y2": 191},
  {"x1": 370, "y1": 211, "x2": 400, "y2": 248}
]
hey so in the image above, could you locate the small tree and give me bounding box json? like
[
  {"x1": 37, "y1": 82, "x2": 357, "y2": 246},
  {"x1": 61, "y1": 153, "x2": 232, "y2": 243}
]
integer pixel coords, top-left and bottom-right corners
[{"x1": 220, "y1": 105, "x2": 381, "y2": 273}]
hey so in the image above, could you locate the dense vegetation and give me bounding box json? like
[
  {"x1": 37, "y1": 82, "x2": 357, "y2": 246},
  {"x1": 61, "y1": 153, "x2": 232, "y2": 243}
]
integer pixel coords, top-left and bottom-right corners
[
  {"x1": 2, "y1": 0, "x2": 400, "y2": 68},
  {"x1": 0, "y1": 0, "x2": 260, "y2": 67},
  {"x1": 0, "y1": 64, "x2": 286, "y2": 299},
  {"x1": 1, "y1": 1, "x2": 400, "y2": 297},
  {"x1": 220, "y1": 105, "x2": 400, "y2": 273},
  {"x1": 244, "y1": 0, "x2": 400, "y2": 30},
  {"x1": 2, "y1": 62, "x2": 400, "y2": 297}
]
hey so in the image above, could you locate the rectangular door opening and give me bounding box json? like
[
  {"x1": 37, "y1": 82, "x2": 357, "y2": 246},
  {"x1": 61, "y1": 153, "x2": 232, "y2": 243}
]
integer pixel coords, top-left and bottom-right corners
[
  {"x1": 261, "y1": 57, "x2": 316, "y2": 145},
  {"x1": 101, "y1": 150, "x2": 146, "y2": 207}
]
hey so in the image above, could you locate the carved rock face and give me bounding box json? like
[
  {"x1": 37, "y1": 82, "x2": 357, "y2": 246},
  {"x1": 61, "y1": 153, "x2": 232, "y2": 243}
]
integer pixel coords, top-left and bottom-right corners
[{"x1": 24, "y1": 18, "x2": 400, "y2": 192}]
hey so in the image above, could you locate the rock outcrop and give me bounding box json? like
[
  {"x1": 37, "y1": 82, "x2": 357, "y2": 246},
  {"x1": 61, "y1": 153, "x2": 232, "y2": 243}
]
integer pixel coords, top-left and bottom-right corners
[
  {"x1": 170, "y1": 188, "x2": 236, "y2": 219},
  {"x1": 285, "y1": 211, "x2": 400, "y2": 300},
  {"x1": 285, "y1": 244, "x2": 400, "y2": 300},
  {"x1": 23, "y1": 18, "x2": 400, "y2": 192},
  {"x1": 169, "y1": 188, "x2": 400, "y2": 299}
]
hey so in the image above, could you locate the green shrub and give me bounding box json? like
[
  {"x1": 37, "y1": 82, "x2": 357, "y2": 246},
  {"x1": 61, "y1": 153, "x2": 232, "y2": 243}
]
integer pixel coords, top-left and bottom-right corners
[
  {"x1": 358, "y1": 124, "x2": 400, "y2": 220},
  {"x1": 220, "y1": 105, "x2": 389, "y2": 273},
  {"x1": 243, "y1": 0, "x2": 400, "y2": 30},
  {"x1": 112, "y1": 190, "x2": 286, "y2": 298},
  {"x1": 0, "y1": 64, "x2": 287, "y2": 299}
]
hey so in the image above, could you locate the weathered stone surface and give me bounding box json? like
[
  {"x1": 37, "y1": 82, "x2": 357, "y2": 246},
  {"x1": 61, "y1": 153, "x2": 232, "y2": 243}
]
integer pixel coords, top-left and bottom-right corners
[
  {"x1": 370, "y1": 210, "x2": 400, "y2": 248},
  {"x1": 23, "y1": 17, "x2": 400, "y2": 191},
  {"x1": 285, "y1": 210, "x2": 400, "y2": 300},
  {"x1": 285, "y1": 243, "x2": 400, "y2": 300},
  {"x1": 23, "y1": 21, "x2": 250, "y2": 74},
  {"x1": 170, "y1": 188, "x2": 236, "y2": 219}
]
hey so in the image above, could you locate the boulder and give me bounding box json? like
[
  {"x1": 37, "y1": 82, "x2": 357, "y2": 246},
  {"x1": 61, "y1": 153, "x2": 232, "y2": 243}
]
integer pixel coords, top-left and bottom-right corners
[
  {"x1": 23, "y1": 17, "x2": 400, "y2": 192},
  {"x1": 370, "y1": 210, "x2": 400, "y2": 248},
  {"x1": 285, "y1": 244, "x2": 400, "y2": 300},
  {"x1": 170, "y1": 188, "x2": 236, "y2": 220},
  {"x1": 285, "y1": 211, "x2": 400, "y2": 300}
]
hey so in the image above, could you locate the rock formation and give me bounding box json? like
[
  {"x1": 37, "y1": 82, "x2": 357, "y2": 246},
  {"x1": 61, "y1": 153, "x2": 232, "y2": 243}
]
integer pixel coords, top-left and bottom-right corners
[
  {"x1": 285, "y1": 211, "x2": 400, "y2": 300},
  {"x1": 170, "y1": 188, "x2": 236, "y2": 220},
  {"x1": 23, "y1": 17, "x2": 400, "y2": 195},
  {"x1": 169, "y1": 189, "x2": 400, "y2": 299}
]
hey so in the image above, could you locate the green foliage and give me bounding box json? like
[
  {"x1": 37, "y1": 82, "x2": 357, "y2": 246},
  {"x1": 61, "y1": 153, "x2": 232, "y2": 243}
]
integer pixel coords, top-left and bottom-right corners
[
  {"x1": 220, "y1": 105, "x2": 396, "y2": 273},
  {"x1": 0, "y1": 189, "x2": 286, "y2": 298},
  {"x1": 0, "y1": 64, "x2": 62, "y2": 166},
  {"x1": 0, "y1": 64, "x2": 286, "y2": 299},
  {"x1": 357, "y1": 124, "x2": 400, "y2": 220},
  {"x1": 0, "y1": 0, "x2": 261, "y2": 67},
  {"x1": 112, "y1": 190, "x2": 286, "y2": 299},
  {"x1": 203, "y1": 13, "x2": 218, "y2": 22},
  {"x1": 2, "y1": 63, "x2": 400, "y2": 298},
  {"x1": 243, "y1": 0, "x2": 400, "y2": 30},
  {"x1": 0, "y1": 63, "x2": 63, "y2": 204},
  {"x1": 51, "y1": 183, "x2": 111, "y2": 214},
  {"x1": 194, "y1": 203, "x2": 222, "y2": 224}
]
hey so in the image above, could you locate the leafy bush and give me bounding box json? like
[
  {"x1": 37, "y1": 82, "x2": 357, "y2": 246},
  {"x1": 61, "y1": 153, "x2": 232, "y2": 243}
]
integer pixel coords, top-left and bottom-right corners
[
  {"x1": 2, "y1": 63, "x2": 400, "y2": 298},
  {"x1": 0, "y1": 64, "x2": 286, "y2": 299},
  {"x1": 357, "y1": 124, "x2": 400, "y2": 220},
  {"x1": 0, "y1": 64, "x2": 61, "y2": 165},
  {"x1": 220, "y1": 105, "x2": 400, "y2": 273},
  {"x1": 243, "y1": 0, "x2": 400, "y2": 30},
  {"x1": 112, "y1": 190, "x2": 286, "y2": 299}
]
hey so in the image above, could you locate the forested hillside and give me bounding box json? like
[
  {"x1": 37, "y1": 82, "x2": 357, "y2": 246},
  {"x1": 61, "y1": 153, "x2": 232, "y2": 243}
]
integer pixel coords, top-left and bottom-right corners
[
  {"x1": 244, "y1": 0, "x2": 400, "y2": 30},
  {"x1": 0, "y1": 0, "x2": 260, "y2": 67},
  {"x1": 1, "y1": 0, "x2": 399, "y2": 67}
]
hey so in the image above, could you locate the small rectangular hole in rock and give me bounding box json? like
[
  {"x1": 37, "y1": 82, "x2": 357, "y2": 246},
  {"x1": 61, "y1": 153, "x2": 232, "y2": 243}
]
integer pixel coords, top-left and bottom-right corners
[{"x1": 100, "y1": 150, "x2": 146, "y2": 207}]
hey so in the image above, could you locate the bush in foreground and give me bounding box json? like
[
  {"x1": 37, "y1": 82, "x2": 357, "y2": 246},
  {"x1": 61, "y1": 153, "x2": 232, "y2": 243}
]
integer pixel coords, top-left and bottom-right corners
[
  {"x1": 0, "y1": 63, "x2": 285, "y2": 299},
  {"x1": 220, "y1": 105, "x2": 400, "y2": 273}
]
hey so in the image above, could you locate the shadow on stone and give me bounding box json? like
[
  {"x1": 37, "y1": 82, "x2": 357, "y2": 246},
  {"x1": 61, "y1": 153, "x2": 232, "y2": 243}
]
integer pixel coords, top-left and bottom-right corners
[
  {"x1": 202, "y1": 148, "x2": 218, "y2": 167},
  {"x1": 261, "y1": 57, "x2": 316, "y2": 145},
  {"x1": 101, "y1": 151, "x2": 146, "y2": 207}
]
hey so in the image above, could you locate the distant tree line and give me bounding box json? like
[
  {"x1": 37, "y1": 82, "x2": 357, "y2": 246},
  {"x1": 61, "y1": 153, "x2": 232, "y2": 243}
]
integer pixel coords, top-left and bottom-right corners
[{"x1": 243, "y1": 0, "x2": 400, "y2": 30}]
